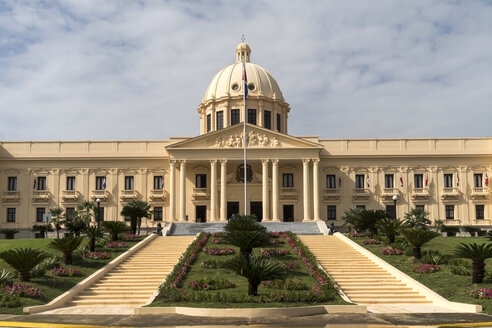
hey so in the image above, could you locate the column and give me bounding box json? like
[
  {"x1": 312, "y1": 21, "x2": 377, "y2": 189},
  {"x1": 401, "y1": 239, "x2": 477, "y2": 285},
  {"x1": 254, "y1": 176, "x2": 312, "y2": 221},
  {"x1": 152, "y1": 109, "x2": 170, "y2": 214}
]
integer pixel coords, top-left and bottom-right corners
[
  {"x1": 179, "y1": 160, "x2": 186, "y2": 221},
  {"x1": 169, "y1": 161, "x2": 176, "y2": 221},
  {"x1": 303, "y1": 159, "x2": 311, "y2": 221},
  {"x1": 272, "y1": 159, "x2": 280, "y2": 221},
  {"x1": 262, "y1": 159, "x2": 270, "y2": 221},
  {"x1": 210, "y1": 160, "x2": 217, "y2": 221},
  {"x1": 312, "y1": 159, "x2": 320, "y2": 221},
  {"x1": 220, "y1": 160, "x2": 227, "y2": 221}
]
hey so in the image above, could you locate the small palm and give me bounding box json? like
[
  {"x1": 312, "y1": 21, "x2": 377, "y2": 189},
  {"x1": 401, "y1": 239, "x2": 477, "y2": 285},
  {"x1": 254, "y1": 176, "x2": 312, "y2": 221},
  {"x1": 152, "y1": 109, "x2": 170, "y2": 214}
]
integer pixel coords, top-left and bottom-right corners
[
  {"x1": 50, "y1": 237, "x2": 84, "y2": 265},
  {"x1": 454, "y1": 243, "x2": 492, "y2": 283},
  {"x1": 0, "y1": 248, "x2": 48, "y2": 282}
]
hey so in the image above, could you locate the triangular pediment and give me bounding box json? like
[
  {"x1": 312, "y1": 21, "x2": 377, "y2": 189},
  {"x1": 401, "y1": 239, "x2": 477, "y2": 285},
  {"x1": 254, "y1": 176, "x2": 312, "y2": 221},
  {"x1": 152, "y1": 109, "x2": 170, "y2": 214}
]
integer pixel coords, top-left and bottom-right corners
[{"x1": 166, "y1": 124, "x2": 322, "y2": 150}]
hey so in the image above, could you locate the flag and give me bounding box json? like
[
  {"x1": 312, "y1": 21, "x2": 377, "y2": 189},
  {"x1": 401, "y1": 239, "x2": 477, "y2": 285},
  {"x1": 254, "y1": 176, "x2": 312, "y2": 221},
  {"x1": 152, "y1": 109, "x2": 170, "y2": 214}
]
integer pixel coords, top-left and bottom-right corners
[
  {"x1": 457, "y1": 172, "x2": 460, "y2": 187},
  {"x1": 160, "y1": 176, "x2": 165, "y2": 189},
  {"x1": 366, "y1": 175, "x2": 370, "y2": 187},
  {"x1": 486, "y1": 173, "x2": 489, "y2": 187},
  {"x1": 425, "y1": 173, "x2": 429, "y2": 187},
  {"x1": 102, "y1": 176, "x2": 106, "y2": 189},
  {"x1": 33, "y1": 178, "x2": 36, "y2": 190},
  {"x1": 400, "y1": 175, "x2": 403, "y2": 187},
  {"x1": 242, "y1": 61, "x2": 248, "y2": 97},
  {"x1": 338, "y1": 176, "x2": 342, "y2": 188}
]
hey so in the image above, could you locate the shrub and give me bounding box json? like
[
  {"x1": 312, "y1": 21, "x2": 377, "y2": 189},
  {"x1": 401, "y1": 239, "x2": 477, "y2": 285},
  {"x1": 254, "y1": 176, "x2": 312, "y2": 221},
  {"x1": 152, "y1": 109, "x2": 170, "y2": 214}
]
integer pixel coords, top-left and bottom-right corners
[
  {"x1": 399, "y1": 229, "x2": 440, "y2": 259},
  {"x1": 32, "y1": 256, "x2": 62, "y2": 278},
  {"x1": 448, "y1": 258, "x2": 468, "y2": 267},
  {"x1": 381, "y1": 247, "x2": 404, "y2": 255},
  {"x1": 450, "y1": 264, "x2": 471, "y2": 276},
  {"x1": 441, "y1": 226, "x2": 460, "y2": 236},
  {"x1": 83, "y1": 252, "x2": 110, "y2": 260},
  {"x1": 0, "y1": 295, "x2": 22, "y2": 308},
  {"x1": 105, "y1": 242, "x2": 128, "y2": 248},
  {"x1": 50, "y1": 267, "x2": 83, "y2": 277},
  {"x1": 0, "y1": 248, "x2": 48, "y2": 282},
  {"x1": 280, "y1": 262, "x2": 301, "y2": 271},
  {"x1": 348, "y1": 232, "x2": 366, "y2": 237},
  {"x1": 261, "y1": 279, "x2": 308, "y2": 291},
  {"x1": 31, "y1": 224, "x2": 54, "y2": 238},
  {"x1": 199, "y1": 260, "x2": 226, "y2": 269},
  {"x1": 0, "y1": 269, "x2": 15, "y2": 286},
  {"x1": 102, "y1": 221, "x2": 131, "y2": 241},
  {"x1": 0, "y1": 229, "x2": 19, "y2": 240},
  {"x1": 203, "y1": 247, "x2": 235, "y2": 256},
  {"x1": 259, "y1": 248, "x2": 290, "y2": 256},
  {"x1": 362, "y1": 239, "x2": 381, "y2": 245},
  {"x1": 422, "y1": 250, "x2": 448, "y2": 265},
  {"x1": 187, "y1": 278, "x2": 234, "y2": 291},
  {"x1": 463, "y1": 226, "x2": 482, "y2": 236},
  {"x1": 0, "y1": 284, "x2": 43, "y2": 298},
  {"x1": 454, "y1": 242, "x2": 492, "y2": 283},
  {"x1": 470, "y1": 288, "x2": 492, "y2": 300},
  {"x1": 412, "y1": 264, "x2": 441, "y2": 274},
  {"x1": 50, "y1": 237, "x2": 84, "y2": 265}
]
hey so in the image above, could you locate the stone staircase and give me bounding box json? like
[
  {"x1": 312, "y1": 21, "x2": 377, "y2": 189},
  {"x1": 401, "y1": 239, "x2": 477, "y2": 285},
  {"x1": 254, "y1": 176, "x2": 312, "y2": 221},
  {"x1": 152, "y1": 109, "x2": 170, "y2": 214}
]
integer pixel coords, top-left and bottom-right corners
[
  {"x1": 299, "y1": 235, "x2": 432, "y2": 305},
  {"x1": 169, "y1": 222, "x2": 322, "y2": 236},
  {"x1": 261, "y1": 222, "x2": 321, "y2": 235},
  {"x1": 67, "y1": 236, "x2": 194, "y2": 307}
]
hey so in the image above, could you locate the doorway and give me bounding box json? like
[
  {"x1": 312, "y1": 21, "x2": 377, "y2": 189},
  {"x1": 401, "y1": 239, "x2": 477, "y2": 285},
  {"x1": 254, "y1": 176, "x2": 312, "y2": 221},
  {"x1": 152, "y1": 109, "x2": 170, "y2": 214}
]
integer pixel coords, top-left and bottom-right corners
[
  {"x1": 195, "y1": 205, "x2": 207, "y2": 223},
  {"x1": 250, "y1": 202, "x2": 263, "y2": 221},
  {"x1": 227, "y1": 202, "x2": 239, "y2": 220},
  {"x1": 283, "y1": 205, "x2": 294, "y2": 222}
]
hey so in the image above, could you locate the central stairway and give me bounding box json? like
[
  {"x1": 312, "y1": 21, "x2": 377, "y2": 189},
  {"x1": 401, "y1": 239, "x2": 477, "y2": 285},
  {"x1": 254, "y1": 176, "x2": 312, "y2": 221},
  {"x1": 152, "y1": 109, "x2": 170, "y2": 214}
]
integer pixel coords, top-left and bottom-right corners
[{"x1": 169, "y1": 222, "x2": 321, "y2": 236}]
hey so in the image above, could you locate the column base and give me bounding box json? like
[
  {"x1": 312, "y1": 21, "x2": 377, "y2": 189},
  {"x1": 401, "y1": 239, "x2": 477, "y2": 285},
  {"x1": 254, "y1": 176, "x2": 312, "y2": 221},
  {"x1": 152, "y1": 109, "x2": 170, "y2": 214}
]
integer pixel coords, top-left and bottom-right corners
[
  {"x1": 303, "y1": 218, "x2": 313, "y2": 222},
  {"x1": 271, "y1": 218, "x2": 281, "y2": 222}
]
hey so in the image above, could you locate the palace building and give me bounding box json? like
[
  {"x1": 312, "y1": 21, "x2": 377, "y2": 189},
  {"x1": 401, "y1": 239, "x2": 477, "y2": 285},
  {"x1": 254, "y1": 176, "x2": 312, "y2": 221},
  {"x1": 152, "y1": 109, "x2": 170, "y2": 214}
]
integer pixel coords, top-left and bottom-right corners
[{"x1": 0, "y1": 43, "x2": 491, "y2": 234}]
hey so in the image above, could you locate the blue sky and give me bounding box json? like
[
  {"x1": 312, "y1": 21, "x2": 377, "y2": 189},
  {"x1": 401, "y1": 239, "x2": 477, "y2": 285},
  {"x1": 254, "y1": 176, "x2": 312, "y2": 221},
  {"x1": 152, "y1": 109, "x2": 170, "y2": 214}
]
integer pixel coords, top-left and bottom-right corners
[{"x1": 1, "y1": 0, "x2": 491, "y2": 141}]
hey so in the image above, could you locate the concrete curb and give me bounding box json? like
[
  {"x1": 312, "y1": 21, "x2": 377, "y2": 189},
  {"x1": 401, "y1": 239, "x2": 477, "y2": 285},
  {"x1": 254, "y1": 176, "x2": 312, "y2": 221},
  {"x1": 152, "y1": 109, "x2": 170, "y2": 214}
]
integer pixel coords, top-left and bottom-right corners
[
  {"x1": 135, "y1": 304, "x2": 367, "y2": 317},
  {"x1": 335, "y1": 232, "x2": 482, "y2": 313},
  {"x1": 24, "y1": 234, "x2": 158, "y2": 314}
]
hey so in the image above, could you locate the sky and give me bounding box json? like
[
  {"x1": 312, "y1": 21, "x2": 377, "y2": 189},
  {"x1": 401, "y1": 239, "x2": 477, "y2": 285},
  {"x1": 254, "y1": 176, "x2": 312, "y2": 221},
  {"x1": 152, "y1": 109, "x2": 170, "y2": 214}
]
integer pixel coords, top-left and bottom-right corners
[{"x1": 1, "y1": 0, "x2": 492, "y2": 141}]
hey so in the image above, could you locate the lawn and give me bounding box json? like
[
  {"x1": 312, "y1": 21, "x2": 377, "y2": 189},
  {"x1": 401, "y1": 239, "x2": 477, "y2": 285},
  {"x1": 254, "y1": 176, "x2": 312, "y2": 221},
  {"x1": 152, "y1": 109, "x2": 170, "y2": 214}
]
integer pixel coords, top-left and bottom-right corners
[
  {"x1": 349, "y1": 235, "x2": 492, "y2": 314},
  {"x1": 0, "y1": 236, "x2": 143, "y2": 314}
]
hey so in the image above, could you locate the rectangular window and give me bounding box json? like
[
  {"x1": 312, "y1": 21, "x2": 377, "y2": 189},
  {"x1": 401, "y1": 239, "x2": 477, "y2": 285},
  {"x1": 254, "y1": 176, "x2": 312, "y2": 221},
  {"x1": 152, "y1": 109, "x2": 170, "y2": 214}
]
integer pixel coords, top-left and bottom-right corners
[
  {"x1": 36, "y1": 208, "x2": 45, "y2": 222},
  {"x1": 97, "y1": 207, "x2": 104, "y2": 221},
  {"x1": 154, "y1": 176, "x2": 164, "y2": 190},
  {"x1": 7, "y1": 208, "x2": 16, "y2": 223},
  {"x1": 386, "y1": 205, "x2": 396, "y2": 219},
  {"x1": 154, "y1": 207, "x2": 163, "y2": 221},
  {"x1": 276, "y1": 113, "x2": 281, "y2": 132},
  {"x1": 195, "y1": 174, "x2": 207, "y2": 188},
  {"x1": 416, "y1": 205, "x2": 425, "y2": 211},
  {"x1": 445, "y1": 205, "x2": 454, "y2": 220},
  {"x1": 65, "y1": 207, "x2": 75, "y2": 221},
  {"x1": 476, "y1": 205, "x2": 485, "y2": 220},
  {"x1": 248, "y1": 109, "x2": 257, "y2": 125},
  {"x1": 66, "y1": 176, "x2": 75, "y2": 190},
  {"x1": 7, "y1": 177, "x2": 17, "y2": 191},
  {"x1": 355, "y1": 174, "x2": 365, "y2": 189},
  {"x1": 37, "y1": 177, "x2": 46, "y2": 190},
  {"x1": 282, "y1": 173, "x2": 294, "y2": 188},
  {"x1": 414, "y1": 174, "x2": 423, "y2": 188},
  {"x1": 216, "y1": 111, "x2": 224, "y2": 130},
  {"x1": 384, "y1": 174, "x2": 394, "y2": 188},
  {"x1": 356, "y1": 205, "x2": 366, "y2": 210},
  {"x1": 444, "y1": 174, "x2": 453, "y2": 188},
  {"x1": 124, "y1": 176, "x2": 134, "y2": 190},
  {"x1": 327, "y1": 206, "x2": 336, "y2": 220},
  {"x1": 474, "y1": 174, "x2": 483, "y2": 188},
  {"x1": 231, "y1": 109, "x2": 240, "y2": 125},
  {"x1": 206, "y1": 114, "x2": 211, "y2": 132},
  {"x1": 264, "y1": 110, "x2": 271, "y2": 129},
  {"x1": 326, "y1": 174, "x2": 336, "y2": 189},
  {"x1": 96, "y1": 176, "x2": 106, "y2": 190}
]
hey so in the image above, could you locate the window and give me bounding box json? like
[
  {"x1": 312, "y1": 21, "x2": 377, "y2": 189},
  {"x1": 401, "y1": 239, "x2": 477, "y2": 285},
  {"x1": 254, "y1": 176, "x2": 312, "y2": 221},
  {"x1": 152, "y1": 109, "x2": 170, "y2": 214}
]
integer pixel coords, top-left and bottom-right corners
[
  {"x1": 414, "y1": 174, "x2": 423, "y2": 188},
  {"x1": 445, "y1": 205, "x2": 454, "y2": 220},
  {"x1": 7, "y1": 208, "x2": 16, "y2": 223},
  {"x1": 154, "y1": 207, "x2": 163, "y2": 221},
  {"x1": 154, "y1": 176, "x2": 164, "y2": 190},
  {"x1": 195, "y1": 174, "x2": 207, "y2": 188},
  {"x1": 282, "y1": 173, "x2": 294, "y2": 188},
  {"x1": 264, "y1": 110, "x2": 271, "y2": 129},
  {"x1": 326, "y1": 175, "x2": 336, "y2": 189},
  {"x1": 36, "y1": 208, "x2": 45, "y2": 222},
  {"x1": 7, "y1": 177, "x2": 17, "y2": 191},
  {"x1": 206, "y1": 114, "x2": 211, "y2": 132},
  {"x1": 97, "y1": 207, "x2": 104, "y2": 221},
  {"x1": 231, "y1": 109, "x2": 240, "y2": 125},
  {"x1": 356, "y1": 205, "x2": 366, "y2": 210},
  {"x1": 327, "y1": 206, "x2": 336, "y2": 220},
  {"x1": 384, "y1": 174, "x2": 394, "y2": 188},
  {"x1": 476, "y1": 205, "x2": 485, "y2": 220},
  {"x1": 96, "y1": 176, "x2": 106, "y2": 190},
  {"x1": 124, "y1": 176, "x2": 134, "y2": 190},
  {"x1": 37, "y1": 177, "x2": 46, "y2": 190},
  {"x1": 416, "y1": 205, "x2": 425, "y2": 211},
  {"x1": 355, "y1": 174, "x2": 365, "y2": 189},
  {"x1": 444, "y1": 174, "x2": 453, "y2": 188},
  {"x1": 276, "y1": 113, "x2": 281, "y2": 132},
  {"x1": 66, "y1": 177, "x2": 75, "y2": 190},
  {"x1": 65, "y1": 207, "x2": 75, "y2": 221},
  {"x1": 248, "y1": 109, "x2": 257, "y2": 125},
  {"x1": 386, "y1": 205, "x2": 396, "y2": 219},
  {"x1": 474, "y1": 174, "x2": 483, "y2": 187},
  {"x1": 216, "y1": 111, "x2": 224, "y2": 130}
]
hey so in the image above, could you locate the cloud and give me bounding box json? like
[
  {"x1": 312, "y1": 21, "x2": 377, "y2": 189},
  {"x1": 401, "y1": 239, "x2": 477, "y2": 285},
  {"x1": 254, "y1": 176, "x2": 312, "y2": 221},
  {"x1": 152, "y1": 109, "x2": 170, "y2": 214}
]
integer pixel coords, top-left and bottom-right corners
[{"x1": 0, "y1": 0, "x2": 491, "y2": 141}]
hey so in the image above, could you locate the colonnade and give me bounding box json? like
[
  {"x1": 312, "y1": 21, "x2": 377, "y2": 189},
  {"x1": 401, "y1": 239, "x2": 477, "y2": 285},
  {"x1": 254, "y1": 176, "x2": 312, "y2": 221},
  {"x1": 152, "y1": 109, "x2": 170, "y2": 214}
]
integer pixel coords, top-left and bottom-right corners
[{"x1": 168, "y1": 158, "x2": 321, "y2": 222}]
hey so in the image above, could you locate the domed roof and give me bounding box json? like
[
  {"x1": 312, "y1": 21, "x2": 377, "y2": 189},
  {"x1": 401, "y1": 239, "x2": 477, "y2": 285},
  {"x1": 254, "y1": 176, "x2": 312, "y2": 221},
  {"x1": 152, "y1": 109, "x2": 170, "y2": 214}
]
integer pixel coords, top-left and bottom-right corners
[{"x1": 202, "y1": 43, "x2": 284, "y2": 103}]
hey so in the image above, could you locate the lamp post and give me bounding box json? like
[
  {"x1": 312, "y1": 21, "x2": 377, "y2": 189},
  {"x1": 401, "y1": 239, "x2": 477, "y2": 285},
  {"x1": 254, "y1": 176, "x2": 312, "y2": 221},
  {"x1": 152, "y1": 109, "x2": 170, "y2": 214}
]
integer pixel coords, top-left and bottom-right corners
[
  {"x1": 392, "y1": 195, "x2": 398, "y2": 219},
  {"x1": 96, "y1": 198, "x2": 101, "y2": 228}
]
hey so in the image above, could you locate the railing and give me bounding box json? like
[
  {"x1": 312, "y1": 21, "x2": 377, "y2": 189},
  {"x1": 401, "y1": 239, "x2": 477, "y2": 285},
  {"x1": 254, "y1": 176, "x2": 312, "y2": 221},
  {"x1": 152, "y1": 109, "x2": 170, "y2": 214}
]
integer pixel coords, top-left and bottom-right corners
[
  {"x1": 32, "y1": 190, "x2": 50, "y2": 201},
  {"x1": 2, "y1": 191, "x2": 20, "y2": 201},
  {"x1": 280, "y1": 187, "x2": 298, "y2": 200},
  {"x1": 192, "y1": 188, "x2": 210, "y2": 200},
  {"x1": 411, "y1": 188, "x2": 430, "y2": 197},
  {"x1": 353, "y1": 188, "x2": 369, "y2": 194},
  {"x1": 120, "y1": 190, "x2": 137, "y2": 201},
  {"x1": 323, "y1": 188, "x2": 340, "y2": 200},
  {"x1": 472, "y1": 187, "x2": 489, "y2": 194},
  {"x1": 91, "y1": 190, "x2": 109, "y2": 200},
  {"x1": 382, "y1": 188, "x2": 398, "y2": 195},
  {"x1": 62, "y1": 190, "x2": 79, "y2": 198}
]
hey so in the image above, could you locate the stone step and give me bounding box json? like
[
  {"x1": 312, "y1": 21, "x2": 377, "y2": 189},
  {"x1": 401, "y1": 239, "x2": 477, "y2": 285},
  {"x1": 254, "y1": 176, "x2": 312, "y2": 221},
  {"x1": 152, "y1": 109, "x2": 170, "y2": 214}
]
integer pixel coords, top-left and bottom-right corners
[
  {"x1": 69, "y1": 299, "x2": 147, "y2": 306},
  {"x1": 75, "y1": 294, "x2": 151, "y2": 299},
  {"x1": 347, "y1": 291, "x2": 419, "y2": 295},
  {"x1": 353, "y1": 299, "x2": 433, "y2": 304}
]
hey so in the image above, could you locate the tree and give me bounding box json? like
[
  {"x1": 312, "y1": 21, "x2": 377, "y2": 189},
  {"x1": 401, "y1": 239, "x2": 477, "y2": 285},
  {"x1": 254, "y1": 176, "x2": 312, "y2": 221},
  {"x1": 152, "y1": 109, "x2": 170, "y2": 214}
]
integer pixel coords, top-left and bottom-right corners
[
  {"x1": 341, "y1": 208, "x2": 365, "y2": 232},
  {"x1": 404, "y1": 208, "x2": 431, "y2": 230},
  {"x1": 223, "y1": 215, "x2": 270, "y2": 261},
  {"x1": 224, "y1": 214, "x2": 267, "y2": 233},
  {"x1": 84, "y1": 226, "x2": 103, "y2": 252},
  {"x1": 121, "y1": 200, "x2": 151, "y2": 235},
  {"x1": 32, "y1": 224, "x2": 54, "y2": 238},
  {"x1": 50, "y1": 237, "x2": 84, "y2": 265},
  {"x1": 49, "y1": 207, "x2": 64, "y2": 239},
  {"x1": 454, "y1": 243, "x2": 492, "y2": 284},
  {"x1": 399, "y1": 229, "x2": 440, "y2": 259},
  {"x1": 376, "y1": 217, "x2": 403, "y2": 244},
  {"x1": 0, "y1": 248, "x2": 48, "y2": 282},
  {"x1": 358, "y1": 210, "x2": 390, "y2": 238},
  {"x1": 102, "y1": 221, "x2": 130, "y2": 241}
]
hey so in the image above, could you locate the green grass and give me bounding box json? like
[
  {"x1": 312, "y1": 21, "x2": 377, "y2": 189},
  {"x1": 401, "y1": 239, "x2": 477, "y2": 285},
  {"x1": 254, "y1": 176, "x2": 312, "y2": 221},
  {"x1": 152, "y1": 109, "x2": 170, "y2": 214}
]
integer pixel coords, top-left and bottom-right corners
[
  {"x1": 350, "y1": 235, "x2": 492, "y2": 314},
  {"x1": 0, "y1": 236, "x2": 143, "y2": 314}
]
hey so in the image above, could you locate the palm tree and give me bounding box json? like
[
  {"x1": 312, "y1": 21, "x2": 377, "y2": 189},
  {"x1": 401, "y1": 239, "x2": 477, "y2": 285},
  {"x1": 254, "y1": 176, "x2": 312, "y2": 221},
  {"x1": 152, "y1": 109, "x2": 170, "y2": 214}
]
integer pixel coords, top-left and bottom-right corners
[
  {"x1": 50, "y1": 237, "x2": 84, "y2": 265},
  {"x1": 49, "y1": 207, "x2": 64, "y2": 239},
  {"x1": 359, "y1": 210, "x2": 390, "y2": 238},
  {"x1": 0, "y1": 248, "x2": 48, "y2": 282},
  {"x1": 102, "y1": 221, "x2": 130, "y2": 241},
  {"x1": 121, "y1": 200, "x2": 151, "y2": 235},
  {"x1": 223, "y1": 230, "x2": 271, "y2": 261},
  {"x1": 84, "y1": 225, "x2": 103, "y2": 252},
  {"x1": 454, "y1": 243, "x2": 492, "y2": 283},
  {"x1": 376, "y1": 217, "x2": 403, "y2": 244},
  {"x1": 399, "y1": 229, "x2": 440, "y2": 259},
  {"x1": 224, "y1": 255, "x2": 285, "y2": 296},
  {"x1": 31, "y1": 224, "x2": 54, "y2": 239},
  {"x1": 64, "y1": 218, "x2": 87, "y2": 236},
  {"x1": 404, "y1": 208, "x2": 431, "y2": 230},
  {"x1": 341, "y1": 207, "x2": 365, "y2": 232},
  {"x1": 224, "y1": 215, "x2": 267, "y2": 233}
]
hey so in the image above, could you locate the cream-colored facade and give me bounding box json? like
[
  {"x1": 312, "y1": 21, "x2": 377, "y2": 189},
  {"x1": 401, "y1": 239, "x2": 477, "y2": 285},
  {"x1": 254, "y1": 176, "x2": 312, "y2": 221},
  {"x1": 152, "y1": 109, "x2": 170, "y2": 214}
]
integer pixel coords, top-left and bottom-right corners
[{"x1": 1, "y1": 43, "x2": 491, "y2": 232}]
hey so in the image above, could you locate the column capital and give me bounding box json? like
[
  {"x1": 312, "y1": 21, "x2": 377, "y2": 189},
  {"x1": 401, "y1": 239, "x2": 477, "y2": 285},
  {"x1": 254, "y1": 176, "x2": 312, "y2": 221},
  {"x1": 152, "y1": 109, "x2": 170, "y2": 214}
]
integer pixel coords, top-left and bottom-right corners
[
  {"x1": 210, "y1": 159, "x2": 218, "y2": 165},
  {"x1": 220, "y1": 159, "x2": 228, "y2": 165},
  {"x1": 302, "y1": 158, "x2": 311, "y2": 165},
  {"x1": 179, "y1": 160, "x2": 187, "y2": 165},
  {"x1": 271, "y1": 159, "x2": 279, "y2": 164},
  {"x1": 261, "y1": 159, "x2": 270, "y2": 165},
  {"x1": 312, "y1": 158, "x2": 320, "y2": 165},
  {"x1": 169, "y1": 160, "x2": 177, "y2": 167}
]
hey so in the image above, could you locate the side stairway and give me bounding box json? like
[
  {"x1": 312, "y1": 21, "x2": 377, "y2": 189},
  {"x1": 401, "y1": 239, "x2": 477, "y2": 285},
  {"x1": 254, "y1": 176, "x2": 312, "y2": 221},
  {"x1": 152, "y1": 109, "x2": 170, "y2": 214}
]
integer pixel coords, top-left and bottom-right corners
[{"x1": 67, "y1": 236, "x2": 194, "y2": 307}]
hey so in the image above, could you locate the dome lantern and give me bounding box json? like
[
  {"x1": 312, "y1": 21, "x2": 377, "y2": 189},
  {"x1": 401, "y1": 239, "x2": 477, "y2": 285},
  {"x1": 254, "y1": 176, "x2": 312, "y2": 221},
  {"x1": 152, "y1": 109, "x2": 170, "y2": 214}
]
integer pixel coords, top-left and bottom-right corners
[{"x1": 236, "y1": 42, "x2": 251, "y2": 63}]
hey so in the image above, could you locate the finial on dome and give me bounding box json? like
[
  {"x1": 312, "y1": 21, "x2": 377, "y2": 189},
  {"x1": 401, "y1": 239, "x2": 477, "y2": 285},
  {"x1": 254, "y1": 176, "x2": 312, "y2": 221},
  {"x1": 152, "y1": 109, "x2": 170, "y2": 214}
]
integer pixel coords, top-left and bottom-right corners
[{"x1": 236, "y1": 38, "x2": 251, "y2": 63}]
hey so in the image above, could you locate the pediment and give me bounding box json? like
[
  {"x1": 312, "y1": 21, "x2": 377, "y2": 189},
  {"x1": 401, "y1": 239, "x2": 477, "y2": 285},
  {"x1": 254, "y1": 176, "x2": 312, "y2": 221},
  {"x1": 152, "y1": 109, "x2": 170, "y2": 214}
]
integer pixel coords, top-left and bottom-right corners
[{"x1": 166, "y1": 124, "x2": 322, "y2": 150}]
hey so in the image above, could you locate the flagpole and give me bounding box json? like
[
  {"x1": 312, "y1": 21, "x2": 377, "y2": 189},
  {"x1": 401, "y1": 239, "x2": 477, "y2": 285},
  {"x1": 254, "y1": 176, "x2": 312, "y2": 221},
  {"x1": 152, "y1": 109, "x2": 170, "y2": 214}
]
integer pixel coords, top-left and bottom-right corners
[{"x1": 243, "y1": 56, "x2": 247, "y2": 215}]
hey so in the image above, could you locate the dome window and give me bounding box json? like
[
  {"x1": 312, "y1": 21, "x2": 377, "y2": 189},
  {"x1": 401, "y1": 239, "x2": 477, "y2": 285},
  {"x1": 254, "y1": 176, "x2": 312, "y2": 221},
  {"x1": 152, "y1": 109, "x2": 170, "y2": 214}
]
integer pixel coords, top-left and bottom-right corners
[
  {"x1": 231, "y1": 83, "x2": 240, "y2": 91},
  {"x1": 248, "y1": 83, "x2": 255, "y2": 91}
]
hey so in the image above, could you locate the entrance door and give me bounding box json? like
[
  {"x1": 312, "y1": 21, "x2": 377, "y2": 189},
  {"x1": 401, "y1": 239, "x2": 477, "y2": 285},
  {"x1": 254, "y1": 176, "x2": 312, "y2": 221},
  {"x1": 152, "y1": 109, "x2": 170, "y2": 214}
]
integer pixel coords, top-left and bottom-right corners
[
  {"x1": 283, "y1": 205, "x2": 294, "y2": 222},
  {"x1": 250, "y1": 202, "x2": 263, "y2": 221},
  {"x1": 196, "y1": 205, "x2": 207, "y2": 223},
  {"x1": 227, "y1": 202, "x2": 239, "y2": 221}
]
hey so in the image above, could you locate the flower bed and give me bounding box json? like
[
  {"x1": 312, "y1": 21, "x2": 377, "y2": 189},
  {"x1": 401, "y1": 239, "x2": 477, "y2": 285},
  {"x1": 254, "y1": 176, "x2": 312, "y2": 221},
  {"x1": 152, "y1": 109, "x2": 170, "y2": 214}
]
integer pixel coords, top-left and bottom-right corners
[
  {"x1": 83, "y1": 252, "x2": 110, "y2": 260},
  {"x1": 187, "y1": 278, "x2": 235, "y2": 291},
  {"x1": 0, "y1": 284, "x2": 43, "y2": 298},
  {"x1": 211, "y1": 239, "x2": 223, "y2": 244},
  {"x1": 50, "y1": 267, "x2": 82, "y2": 277},
  {"x1": 280, "y1": 262, "x2": 301, "y2": 271},
  {"x1": 470, "y1": 288, "x2": 492, "y2": 300},
  {"x1": 381, "y1": 247, "x2": 404, "y2": 255},
  {"x1": 362, "y1": 239, "x2": 381, "y2": 245},
  {"x1": 261, "y1": 279, "x2": 308, "y2": 291},
  {"x1": 203, "y1": 246, "x2": 235, "y2": 256},
  {"x1": 412, "y1": 264, "x2": 441, "y2": 274},
  {"x1": 120, "y1": 233, "x2": 141, "y2": 240},
  {"x1": 271, "y1": 239, "x2": 284, "y2": 244},
  {"x1": 259, "y1": 248, "x2": 290, "y2": 256},
  {"x1": 348, "y1": 232, "x2": 366, "y2": 237},
  {"x1": 200, "y1": 260, "x2": 226, "y2": 269},
  {"x1": 169, "y1": 233, "x2": 209, "y2": 288},
  {"x1": 105, "y1": 242, "x2": 128, "y2": 248}
]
